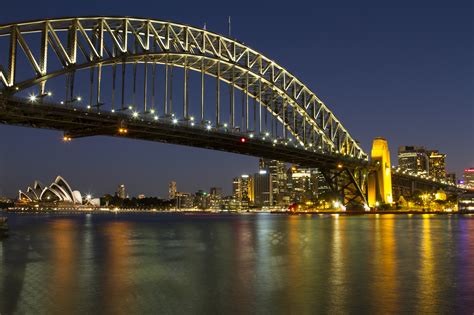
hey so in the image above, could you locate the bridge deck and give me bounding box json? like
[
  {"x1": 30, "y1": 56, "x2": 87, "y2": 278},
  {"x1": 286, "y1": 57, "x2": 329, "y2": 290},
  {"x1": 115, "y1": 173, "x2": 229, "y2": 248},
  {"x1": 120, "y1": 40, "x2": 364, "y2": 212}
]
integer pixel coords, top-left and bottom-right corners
[{"x1": 0, "y1": 97, "x2": 368, "y2": 169}]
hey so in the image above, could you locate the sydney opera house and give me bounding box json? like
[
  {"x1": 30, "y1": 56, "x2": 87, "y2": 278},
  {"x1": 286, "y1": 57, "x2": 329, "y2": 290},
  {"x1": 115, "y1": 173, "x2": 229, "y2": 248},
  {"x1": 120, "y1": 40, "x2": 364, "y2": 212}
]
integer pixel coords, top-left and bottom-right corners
[{"x1": 17, "y1": 176, "x2": 100, "y2": 209}]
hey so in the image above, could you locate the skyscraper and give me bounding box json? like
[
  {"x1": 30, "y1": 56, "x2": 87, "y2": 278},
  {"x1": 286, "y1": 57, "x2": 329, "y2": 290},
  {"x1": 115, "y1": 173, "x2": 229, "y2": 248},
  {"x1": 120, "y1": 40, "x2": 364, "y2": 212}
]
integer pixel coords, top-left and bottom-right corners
[
  {"x1": 116, "y1": 184, "x2": 126, "y2": 199},
  {"x1": 398, "y1": 146, "x2": 429, "y2": 174},
  {"x1": 253, "y1": 170, "x2": 272, "y2": 207},
  {"x1": 259, "y1": 159, "x2": 287, "y2": 205},
  {"x1": 169, "y1": 181, "x2": 177, "y2": 199},
  {"x1": 427, "y1": 150, "x2": 446, "y2": 180},
  {"x1": 287, "y1": 166, "x2": 319, "y2": 203},
  {"x1": 232, "y1": 175, "x2": 253, "y2": 207}
]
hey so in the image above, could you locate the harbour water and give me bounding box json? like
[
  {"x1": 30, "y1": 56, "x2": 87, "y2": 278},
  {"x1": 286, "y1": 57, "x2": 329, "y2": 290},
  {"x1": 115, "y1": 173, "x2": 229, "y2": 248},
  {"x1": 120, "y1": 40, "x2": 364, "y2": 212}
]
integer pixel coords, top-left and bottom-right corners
[{"x1": 0, "y1": 212, "x2": 473, "y2": 314}]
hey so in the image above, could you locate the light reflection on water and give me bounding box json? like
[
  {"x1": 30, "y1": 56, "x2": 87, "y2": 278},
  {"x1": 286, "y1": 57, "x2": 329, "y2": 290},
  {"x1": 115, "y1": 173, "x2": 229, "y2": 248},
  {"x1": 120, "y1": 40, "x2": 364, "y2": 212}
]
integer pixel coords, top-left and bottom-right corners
[{"x1": 0, "y1": 213, "x2": 473, "y2": 314}]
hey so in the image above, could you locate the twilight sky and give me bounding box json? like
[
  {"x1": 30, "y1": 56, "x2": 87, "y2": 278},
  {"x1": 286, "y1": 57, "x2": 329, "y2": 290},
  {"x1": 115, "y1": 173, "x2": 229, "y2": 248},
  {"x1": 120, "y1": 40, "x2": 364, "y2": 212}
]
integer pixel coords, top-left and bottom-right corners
[{"x1": 0, "y1": 0, "x2": 472, "y2": 198}]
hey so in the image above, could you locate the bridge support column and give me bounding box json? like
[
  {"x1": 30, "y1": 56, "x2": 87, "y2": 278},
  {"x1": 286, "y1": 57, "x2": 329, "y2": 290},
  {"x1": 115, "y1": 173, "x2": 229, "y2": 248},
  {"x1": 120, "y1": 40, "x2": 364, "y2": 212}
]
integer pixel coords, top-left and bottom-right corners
[
  {"x1": 368, "y1": 137, "x2": 393, "y2": 207},
  {"x1": 321, "y1": 166, "x2": 368, "y2": 209}
]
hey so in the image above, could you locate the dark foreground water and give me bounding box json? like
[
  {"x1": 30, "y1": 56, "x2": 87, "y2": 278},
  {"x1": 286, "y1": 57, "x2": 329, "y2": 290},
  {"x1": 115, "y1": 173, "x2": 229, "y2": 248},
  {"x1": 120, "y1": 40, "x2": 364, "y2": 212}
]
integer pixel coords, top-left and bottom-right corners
[{"x1": 0, "y1": 213, "x2": 473, "y2": 314}]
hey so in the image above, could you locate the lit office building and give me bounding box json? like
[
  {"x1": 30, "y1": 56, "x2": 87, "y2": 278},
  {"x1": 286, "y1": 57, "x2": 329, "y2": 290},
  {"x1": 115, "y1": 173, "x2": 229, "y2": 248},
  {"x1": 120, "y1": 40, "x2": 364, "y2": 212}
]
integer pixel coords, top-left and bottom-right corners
[
  {"x1": 398, "y1": 146, "x2": 429, "y2": 174},
  {"x1": 464, "y1": 168, "x2": 474, "y2": 189},
  {"x1": 209, "y1": 187, "x2": 223, "y2": 209},
  {"x1": 259, "y1": 159, "x2": 287, "y2": 205},
  {"x1": 169, "y1": 181, "x2": 177, "y2": 199},
  {"x1": 232, "y1": 175, "x2": 253, "y2": 208},
  {"x1": 194, "y1": 190, "x2": 210, "y2": 209},
  {"x1": 253, "y1": 170, "x2": 272, "y2": 207},
  {"x1": 116, "y1": 184, "x2": 126, "y2": 199},
  {"x1": 428, "y1": 150, "x2": 446, "y2": 180},
  {"x1": 175, "y1": 192, "x2": 193, "y2": 209},
  {"x1": 287, "y1": 166, "x2": 318, "y2": 203}
]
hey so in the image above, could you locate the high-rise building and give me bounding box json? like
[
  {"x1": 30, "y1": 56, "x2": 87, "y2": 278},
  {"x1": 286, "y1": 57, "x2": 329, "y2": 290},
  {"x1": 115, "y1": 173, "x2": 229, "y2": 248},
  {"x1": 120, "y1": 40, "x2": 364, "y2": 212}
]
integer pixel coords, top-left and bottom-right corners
[
  {"x1": 287, "y1": 166, "x2": 318, "y2": 203},
  {"x1": 175, "y1": 192, "x2": 193, "y2": 209},
  {"x1": 253, "y1": 170, "x2": 272, "y2": 207},
  {"x1": 259, "y1": 159, "x2": 287, "y2": 205},
  {"x1": 398, "y1": 146, "x2": 429, "y2": 174},
  {"x1": 210, "y1": 187, "x2": 222, "y2": 197},
  {"x1": 464, "y1": 168, "x2": 474, "y2": 189},
  {"x1": 194, "y1": 190, "x2": 210, "y2": 209},
  {"x1": 209, "y1": 187, "x2": 223, "y2": 209},
  {"x1": 428, "y1": 150, "x2": 446, "y2": 180},
  {"x1": 232, "y1": 175, "x2": 253, "y2": 208},
  {"x1": 169, "y1": 181, "x2": 177, "y2": 199},
  {"x1": 116, "y1": 184, "x2": 126, "y2": 199}
]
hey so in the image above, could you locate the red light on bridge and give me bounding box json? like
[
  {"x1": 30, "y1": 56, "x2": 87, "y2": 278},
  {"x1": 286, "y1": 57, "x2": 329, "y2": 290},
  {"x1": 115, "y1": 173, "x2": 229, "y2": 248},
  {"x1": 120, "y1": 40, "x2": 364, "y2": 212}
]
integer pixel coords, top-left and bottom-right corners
[{"x1": 240, "y1": 137, "x2": 246, "y2": 143}]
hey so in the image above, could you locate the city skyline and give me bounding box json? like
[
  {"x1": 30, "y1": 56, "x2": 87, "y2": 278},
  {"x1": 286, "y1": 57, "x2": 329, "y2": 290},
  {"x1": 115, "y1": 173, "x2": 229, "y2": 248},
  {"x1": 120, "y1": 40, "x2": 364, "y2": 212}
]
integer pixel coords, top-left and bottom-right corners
[{"x1": 0, "y1": 0, "x2": 472, "y2": 197}]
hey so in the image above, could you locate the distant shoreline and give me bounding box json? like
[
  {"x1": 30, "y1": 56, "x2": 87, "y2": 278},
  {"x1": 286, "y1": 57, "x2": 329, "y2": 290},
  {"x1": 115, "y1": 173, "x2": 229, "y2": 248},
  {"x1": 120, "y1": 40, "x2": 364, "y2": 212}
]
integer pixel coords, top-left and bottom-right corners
[{"x1": 1, "y1": 209, "x2": 472, "y2": 216}]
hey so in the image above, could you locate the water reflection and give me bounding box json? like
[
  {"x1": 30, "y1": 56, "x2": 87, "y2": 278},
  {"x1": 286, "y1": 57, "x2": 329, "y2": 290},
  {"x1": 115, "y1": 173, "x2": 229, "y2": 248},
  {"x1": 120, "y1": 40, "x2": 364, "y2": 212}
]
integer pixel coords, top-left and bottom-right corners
[
  {"x1": 49, "y1": 219, "x2": 77, "y2": 314},
  {"x1": 101, "y1": 221, "x2": 135, "y2": 314},
  {"x1": 0, "y1": 213, "x2": 473, "y2": 313},
  {"x1": 372, "y1": 215, "x2": 399, "y2": 313},
  {"x1": 417, "y1": 215, "x2": 436, "y2": 313}
]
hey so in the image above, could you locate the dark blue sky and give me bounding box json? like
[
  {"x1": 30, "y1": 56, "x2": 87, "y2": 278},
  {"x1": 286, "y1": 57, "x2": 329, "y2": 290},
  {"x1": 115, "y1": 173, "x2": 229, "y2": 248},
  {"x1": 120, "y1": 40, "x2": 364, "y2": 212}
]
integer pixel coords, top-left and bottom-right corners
[{"x1": 0, "y1": 0, "x2": 472, "y2": 198}]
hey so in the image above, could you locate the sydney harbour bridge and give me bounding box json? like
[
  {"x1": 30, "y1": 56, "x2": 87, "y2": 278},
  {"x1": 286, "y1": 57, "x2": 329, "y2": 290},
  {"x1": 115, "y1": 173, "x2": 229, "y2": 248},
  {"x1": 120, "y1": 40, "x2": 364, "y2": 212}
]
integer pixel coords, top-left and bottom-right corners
[{"x1": 0, "y1": 17, "x2": 458, "y2": 208}]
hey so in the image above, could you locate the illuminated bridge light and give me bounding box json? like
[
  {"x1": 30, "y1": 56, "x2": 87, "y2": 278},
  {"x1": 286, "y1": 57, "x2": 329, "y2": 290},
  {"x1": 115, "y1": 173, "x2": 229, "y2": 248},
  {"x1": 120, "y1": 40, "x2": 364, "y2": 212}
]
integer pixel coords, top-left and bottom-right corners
[
  {"x1": 150, "y1": 109, "x2": 155, "y2": 114},
  {"x1": 223, "y1": 123, "x2": 228, "y2": 128},
  {"x1": 172, "y1": 118, "x2": 178, "y2": 124},
  {"x1": 47, "y1": 91, "x2": 52, "y2": 96},
  {"x1": 265, "y1": 132, "x2": 269, "y2": 137},
  {"x1": 206, "y1": 125, "x2": 212, "y2": 130},
  {"x1": 87, "y1": 105, "x2": 91, "y2": 109},
  {"x1": 133, "y1": 112, "x2": 139, "y2": 118},
  {"x1": 240, "y1": 137, "x2": 246, "y2": 143},
  {"x1": 249, "y1": 133, "x2": 254, "y2": 138},
  {"x1": 154, "y1": 115, "x2": 158, "y2": 120},
  {"x1": 29, "y1": 94, "x2": 37, "y2": 102},
  {"x1": 77, "y1": 96, "x2": 82, "y2": 101},
  {"x1": 111, "y1": 109, "x2": 115, "y2": 113}
]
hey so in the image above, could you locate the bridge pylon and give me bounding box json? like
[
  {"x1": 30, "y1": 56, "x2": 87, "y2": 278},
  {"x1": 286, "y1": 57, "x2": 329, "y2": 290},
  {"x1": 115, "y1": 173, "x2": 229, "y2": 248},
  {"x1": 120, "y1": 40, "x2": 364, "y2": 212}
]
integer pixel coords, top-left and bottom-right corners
[
  {"x1": 320, "y1": 165, "x2": 368, "y2": 209},
  {"x1": 368, "y1": 137, "x2": 393, "y2": 207}
]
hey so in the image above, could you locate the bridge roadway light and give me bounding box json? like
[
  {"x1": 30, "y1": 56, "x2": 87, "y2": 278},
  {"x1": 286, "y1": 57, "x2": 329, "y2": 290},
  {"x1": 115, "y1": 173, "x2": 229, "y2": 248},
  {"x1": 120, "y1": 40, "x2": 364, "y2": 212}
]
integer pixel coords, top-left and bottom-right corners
[
  {"x1": 206, "y1": 124, "x2": 212, "y2": 130},
  {"x1": 154, "y1": 115, "x2": 158, "y2": 120},
  {"x1": 29, "y1": 94, "x2": 37, "y2": 102},
  {"x1": 133, "y1": 112, "x2": 139, "y2": 118},
  {"x1": 172, "y1": 118, "x2": 178, "y2": 124}
]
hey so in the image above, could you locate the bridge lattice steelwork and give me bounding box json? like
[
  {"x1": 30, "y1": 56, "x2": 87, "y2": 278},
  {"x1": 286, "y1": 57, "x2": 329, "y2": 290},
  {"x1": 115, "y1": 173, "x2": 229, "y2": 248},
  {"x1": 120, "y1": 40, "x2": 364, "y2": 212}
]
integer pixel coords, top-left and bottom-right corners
[{"x1": 0, "y1": 17, "x2": 370, "y2": 206}]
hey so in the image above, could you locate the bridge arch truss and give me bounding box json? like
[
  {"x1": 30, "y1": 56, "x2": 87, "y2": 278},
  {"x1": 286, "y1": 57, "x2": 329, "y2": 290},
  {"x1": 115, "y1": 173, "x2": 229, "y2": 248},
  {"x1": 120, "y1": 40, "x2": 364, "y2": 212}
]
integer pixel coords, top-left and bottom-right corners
[{"x1": 0, "y1": 17, "x2": 367, "y2": 161}]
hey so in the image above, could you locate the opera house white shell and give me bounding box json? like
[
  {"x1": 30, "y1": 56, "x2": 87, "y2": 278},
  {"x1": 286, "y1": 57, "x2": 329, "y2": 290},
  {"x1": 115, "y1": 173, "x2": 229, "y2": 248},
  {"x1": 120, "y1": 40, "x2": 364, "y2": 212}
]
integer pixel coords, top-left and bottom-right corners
[{"x1": 19, "y1": 176, "x2": 85, "y2": 205}]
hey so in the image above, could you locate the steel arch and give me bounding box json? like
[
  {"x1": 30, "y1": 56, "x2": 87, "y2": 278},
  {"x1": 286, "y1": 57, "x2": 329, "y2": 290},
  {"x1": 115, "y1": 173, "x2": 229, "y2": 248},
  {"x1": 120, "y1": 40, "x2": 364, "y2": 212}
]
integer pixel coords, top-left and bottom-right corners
[{"x1": 0, "y1": 16, "x2": 367, "y2": 161}]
